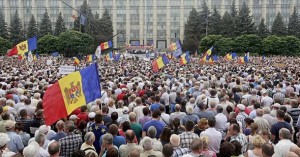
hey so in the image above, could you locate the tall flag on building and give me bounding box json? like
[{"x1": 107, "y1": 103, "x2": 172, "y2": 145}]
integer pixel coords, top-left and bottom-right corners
[
  {"x1": 43, "y1": 63, "x2": 101, "y2": 125},
  {"x1": 74, "y1": 57, "x2": 80, "y2": 65},
  {"x1": 95, "y1": 46, "x2": 101, "y2": 59},
  {"x1": 7, "y1": 36, "x2": 37, "y2": 56},
  {"x1": 152, "y1": 54, "x2": 169, "y2": 72},
  {"x1": 100, "y1": 41, "x2": 113, "y2": 50},
  {"x1": 169, "y1": 40, "x2": 181, "y2": 51},
  {"x1": 180, "y1": 52, "x2": 190, "y2": 65}
]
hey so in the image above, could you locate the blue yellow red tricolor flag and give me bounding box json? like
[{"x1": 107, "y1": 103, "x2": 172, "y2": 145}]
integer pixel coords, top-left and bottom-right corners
[
  {"x1": 206, "y1": 46, "x2": 213, "y2": 56},
  {"x1": 225, "y1": 53, "x2": 233, "y2": 60},
  {"x1": 43, "y1": 63, "x2": 101, "y2": 125},
  {"x1": 86, "y1": 54, "x2": 95, "y2": 62},
  {"x1": 238, "y1": 54, "x2": 249, "y2": 64},
  {"x1": 180, "y1": 52, "x2": 190, "y2": 65},
  {"x1": 7, "y1": 36, "x2": 37, "y2": 56},
  {"x1": 105, "y1": 52, "x2": 114, "y2": 61},
  {"x1": 152, "y1": 54, "x2": 169, "y2": 72},
  {"x1": 100, "y1": 40, "x2": 113, "y2": 50},
  {"x1": 169, "y1": 41, "x2": 181, "y2": 51}
]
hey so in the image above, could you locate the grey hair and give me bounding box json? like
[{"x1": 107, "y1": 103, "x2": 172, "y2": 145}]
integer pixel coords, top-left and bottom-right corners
[
  {"x1": 35, "y1": 133, "x2": 46, "y2": 145},
  {"x1": 279, "y1": 128, "x2": 291, "y2": 139},
  {"x1": 84, "y1": 132, "x2": 95, "y2": 143},
  {"x1": 142, "y1": 137, "x2": 153, "y2": 150},
  {"x1": 262, "y1": 107, "x2": 271, "y2": 114},
  {"x1": 147, "y1": 126, "x2": 157, "y2": 138},
  {"x1": 102, "y1": 133, "x2": 113, "y2": 145}
]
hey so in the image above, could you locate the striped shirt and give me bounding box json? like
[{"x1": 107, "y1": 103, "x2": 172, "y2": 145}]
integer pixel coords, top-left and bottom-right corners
[
  {"x1": 172, "y1": 146, "x2": 191, "y2": 157},
  {"x1": 230, "y1": 133, "x2": 248, "y2": 154}
]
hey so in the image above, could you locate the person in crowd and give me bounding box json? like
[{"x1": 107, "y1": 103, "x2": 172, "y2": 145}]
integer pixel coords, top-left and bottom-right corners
[
  {"x1": 273, "y1": 128, "x2": 298, "y2": 157},
  {"x1": 245, "y1": 135, "x2": 265, "y2": 157},
  {"x1": 59, "y1": 121, "x2": 82, "y2": 157},
  {"x1": 88, "y1": 113, "x2": 108, "y2": 153},
  {"x1": 142, "y1": 110, "x2": 165, "y2": 139},
  {"x1": 200, "y1": 117, "x2": 222, "y2": 154},
  {"x1": 48, "y1": 141, "x2": 60, "y2": 157},
  {"x1": 119, "y1": 130, "x2": 144, "y2": 157},
  {"x1": 179, "y1": 120, "x2": 199, "y2": 149},
  {"x1": 5, "y1": 120, "x2": 24, "y2": 153},
  {"x1": 140, "y1": 137, "x2": 163, "y2": 157},
  {"x1": 80, "y1": 132, "x2": 97, "y2": 156},
  {"x1": 182, "y1": 138, "x2": 203, "y2": 157}
]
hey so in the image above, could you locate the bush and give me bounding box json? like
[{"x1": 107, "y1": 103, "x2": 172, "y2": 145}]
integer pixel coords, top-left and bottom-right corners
[
  {"x1": 38, "y1": 35, "x2": 59, "y2": 54},
  {"x1": 214, "y1": 37, "x2": 236, "y2": 55},
  {"x1": 262, "y1": 36, "x2": 287, "y2": 55},
  {"x1": 234, "y1": 34, "x2": 262, "y2": 54},
  {"x1": 0, "y1": 37, "x2": 12, "y2": 55},
  {"x1": 199, "y1": 35, "x2": 222, "y2": 53}
]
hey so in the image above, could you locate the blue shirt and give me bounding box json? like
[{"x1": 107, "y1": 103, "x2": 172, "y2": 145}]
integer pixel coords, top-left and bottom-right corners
[
  {"x1": 142, "y1": 119, "x2": 165, "y2": 139},
  {"x1": 100, "y1": 135, "x2": 126, "y2": 148},
  {"x1": 50, "y1": 132, "x2": 67, "y2": 141},
  {"x1": 150, "y1": 103, "x2": 161, "y2": 112},
  {"x1": 7, "y1": 131, "x2": 24, "y2": 153}
]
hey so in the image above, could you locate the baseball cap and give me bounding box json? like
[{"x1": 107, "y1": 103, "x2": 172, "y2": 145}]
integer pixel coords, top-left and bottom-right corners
[
  {"x1": 88, "y1": 112, "x2": 96, "y2": 119},
  {"x1": 0, "y1": 133, "x2": 10, "y2": 147}
]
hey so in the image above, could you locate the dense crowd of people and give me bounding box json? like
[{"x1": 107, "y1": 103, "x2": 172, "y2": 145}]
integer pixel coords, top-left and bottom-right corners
[{"x1": 0, "y1": 55, "x2": 300, "y2": 157}]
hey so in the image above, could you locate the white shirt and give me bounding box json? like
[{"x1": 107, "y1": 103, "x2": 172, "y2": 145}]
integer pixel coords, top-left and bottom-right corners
[
  {"x1": 273, "y1": 139, "x2": 297, "y2": 157},
  {"x1": 38, "y1": 146, "x2": 50, "y2": 157},
  {"x1": 215, "y1": 113, "x2": 227, "y2": 131},
  {"x1": 160, "y1": 112, "x2": 170, "y2": 126},
  {"x1": 161, "y1": 92, "x2": 169, "y2": 106},
  {"x1": 133, "y1": 105, "x2": 145, "y2": 122},
  {"x1": 261, "y1": 96, "x2": 273, "y2": 108},
  {"x1": 200, "y1": 127, "x2": 222, "y2": 153}
]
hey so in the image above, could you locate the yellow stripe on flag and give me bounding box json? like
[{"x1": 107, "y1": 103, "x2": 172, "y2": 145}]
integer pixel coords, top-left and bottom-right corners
[
  {"x1": 157, "y1": 57, "x2": 164, "y2": 69},
  {"x1": 58, "y1": 71, "x2": 86, "y2": 114},
  {"x1": 17, "y1": 41, "x2": 29, "y2": 55}
]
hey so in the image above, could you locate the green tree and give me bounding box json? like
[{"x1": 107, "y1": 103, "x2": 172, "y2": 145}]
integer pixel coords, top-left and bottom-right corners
[
  {"x1": 287, "y1": 6, "x2": 300, "y2": 38},
  {"x1": 262, "y1": 36, "x2": 287, "y2": 55},
  {"x1": 183, "y1": 8, "x2": 201, "y2": 52},
  {"x1": 235, "y1": 34, "x2": 262, "y2": 54},
  {"x1": 78, "y1": 0, "x2": 95, "y2": 34},
  {"x1": 96, "y1": 9, "x2": 113, "y2": 44},
  {"x1": 271, "y1": 12, "x2": 287, "y2": 36},
  {"x1": 9, "y1": 10, "x2": 24, "y2": 45},
  {"x1": 220, "y1": 12, "x2": 235, "y2": 37},
  {"x1": 27, "y1": 15, "x2": 38, "y2": 38},
  {"x1": 0, "y1": 37, "x2": 12, "y2": 54},
  {"x1": 54, "y1": 12, "x2": 66, "y2": 36},
  {"x1": 215, "y1": 37, "x2": 236, "y2": 55},
  {"x1": 57, "y1": 30, "x2": 94, "y2": 57},
  {"x1": 257, "y1": 18, "x2": 269, "y2": 38},
  {"x1": 230, "y1": 0, "x2": 238, "y2": 18},
  {"x1": 199, "y1": 35, "x2": 222, "y2": 52},
  {"x1": 198, "y1": 1, "x2": 211, "y2": 36},
  {"x1": 208, "y1": 6, "x2": 222, "y2": 35},
  {"x1": 229, "y1": 0, "x2": 238, "y2": 36},
  {"x1": 235, "y1": 2, "x2": 256, "y2": 35},
  {"x1": 0, "y1": 11, "x2": 9, "y2": 39},
  {"x1": 37, "y1": 34, "x2": 59, "y2": 54},
  {"x1": 39, "y1": 10, "x2": 52, "y2": 38},
  {"x1": 282, "y1": 36, "x2": 300, "y2": 56}
]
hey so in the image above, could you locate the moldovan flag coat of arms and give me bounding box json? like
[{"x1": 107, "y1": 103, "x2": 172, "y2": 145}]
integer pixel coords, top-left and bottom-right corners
[{"x1": 43, "y1": 63, "x2": 101, "y2": 125}]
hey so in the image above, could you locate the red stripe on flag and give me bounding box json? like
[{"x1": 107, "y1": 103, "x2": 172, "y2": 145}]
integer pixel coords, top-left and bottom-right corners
[
  {"x1": 152, "y1": 60, "x2": 159, "y2": 72},
  {"x1": 43, "y1": 82, "x2": 68, "y2": 125},
  {"x1": 7, "y1": 47, "x2": 18, "y2": 56}
]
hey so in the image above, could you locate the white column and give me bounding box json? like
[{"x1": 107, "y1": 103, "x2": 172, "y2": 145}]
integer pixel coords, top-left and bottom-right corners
[
  {"x1": 275, "y1": 0, "x2": 281, "y2": 14},
  {"x1": 4, "y1": 0, "x2": 10, "y2": 25},
  {"x1": 112, "y1": 0, "x2": 117, "y2": 47},
  {"x1": 179, "y1": 0, "x2": 184, "y2": 41},
  {"x1": 153, "y1": 0, "x2": 157, "y2": 48},
  {"x1": 220, "y1": 0, "x2": 225, "y2": 16},
  {"x1": 18, "y1": 0, "x2": 24, "y2": 25},
  {"x1": 166, "y1": 0, "x2": 171, "y2": 47},
  {"x1": 261, "y1": 0, "x2": 267, "y2": 21},
  {"x1": 248, "y1": 0, "x2": 253, "y2": 16},
  {"x1": 208, "y1": 0, "x2": 212, "y2": 9},
  {"x1": 139, "y1": 0, "x2": 144, "y2": 45},
  {"x1": 194, "y1": 0, "x2": 197, "y2": 9},
  {"x1": 99, "y1": 0, "x2": 103, "y2": 16},
  {"x1": 59, "y1": 0, "x2": 63, "y2": 15},
  {"x1": 126, "y1": 0, "x2": 130, "y2": 44}
]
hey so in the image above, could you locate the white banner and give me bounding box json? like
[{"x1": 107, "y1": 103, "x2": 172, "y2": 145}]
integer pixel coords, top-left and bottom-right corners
[
  {"x1": 95, "y1": 46, "x2": 101, "y2": 59},
  {"x1": 46, "y1": 60, "x2": 53, "y2": 65},
  {"x1": 58, "y1": 65, "x2": 75, "y2": 75}
]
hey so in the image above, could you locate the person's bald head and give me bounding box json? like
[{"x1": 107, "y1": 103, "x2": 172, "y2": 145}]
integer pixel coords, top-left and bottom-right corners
[
  {"x1": 48, "y1": 141, "x2": 60, "y2": 156},
  {"x1": 128, "y1": 148, "x2": 140, "y2": 157},
  {"x1": 125, "y1": 130, "x2": 135, "y2": 143},
  {"x1": 170, "y1": 134, "x2": 180, "y2": 147},
  {"x1": 256, "y1": 109, "x2": 264, "y2": 117}
]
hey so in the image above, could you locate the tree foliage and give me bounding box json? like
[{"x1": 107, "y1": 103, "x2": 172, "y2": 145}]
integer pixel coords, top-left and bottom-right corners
[
  {"x1": 271, "y1": 12, "x2": 287, "y2": 36},
  {"x1": 0, "y1": 11, "x2": 9, "y2": 39},
  {"x1": 214, "y1": 37, "x2": 236, "y2": 55},
  {"x1": 199, "y1": 35, "x2": 222, "y2": 52},
  {"x1": 9, "y1": 10, "x2": 24, "y2": 45},
  {"x1": 198, "y1": 1, "x2": 210, "y2": 36},
  {"x1": 0, "y1": 37, "x2": 12, "y2": 54},
  {"x1": 235, "y1": 2, "x2": 256, "y2": 35},
  {"x1": 27, "y1": 15, "x2": 38, "y2": 38},
  {"x1": 208, "y1": 7, "x2": 222, "y2": 35},
  {"x1": 287, "y1": 7, "x2": 300, "y2": 38},
  {"x1": 220, "y1": 12, "x2": 235, "y2": 37},
  {"x1": 257, "y1": 18, "x2": 269, "y2": 38},
  {"x1": 235, "y1": 34, "x2": 262, "y2": 54},
  {"x1": 183, "y1": 8, "x2": 201, "y2": 52},
  {"x1": 56, "y1": 30, "x2": 94, "y2": 57},
  {"x1": 39, "y1": 10, "x2": 52, "y2": 38},
  {"x1": 54, "y1": 12, "x2": 66, "y2": 36},
  {"x1": 37, "y1": 35, "x2": 59, "y2": 54},
  {"x1": 262, "y1": 36, "x2": 287, "y2": 55}
]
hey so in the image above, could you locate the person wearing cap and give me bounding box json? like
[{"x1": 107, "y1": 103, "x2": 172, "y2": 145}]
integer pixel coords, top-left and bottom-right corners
[
  {"x1": 69, "y1": 114, "x2": 79, "y2": 124},
  {"x1": 0, "y1": 133, "x2": 16, "y2": 157},
  {"x1": 117, "y1": 107, "x2": 130, "y2": 124},
  {"x1": 5, "y1": 120, "x2": 24, "y2": 153},
  {"x1": 86, "y1": 112, "x2": 96, "y2": 131},
  {"x1": 236, "y1": 104, "x2": 249, "y2": 130}
]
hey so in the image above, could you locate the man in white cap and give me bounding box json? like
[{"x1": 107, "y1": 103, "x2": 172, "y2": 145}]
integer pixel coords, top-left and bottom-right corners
[
  {"x1": 117, "y1": 107, "x2": 130, "y2": 124},
  {"x1": 0, "y1": 133, "x2": 16, "y2": 157},
  {"x1": 5, "y1": 120, "x2": 24, "y2": 153},
  {"x1": 69, "y1": 114, "x2": 79, "y2": 125},
  {"x1": 236, "y1": 104, "x2": 249, "y2": 130}
]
